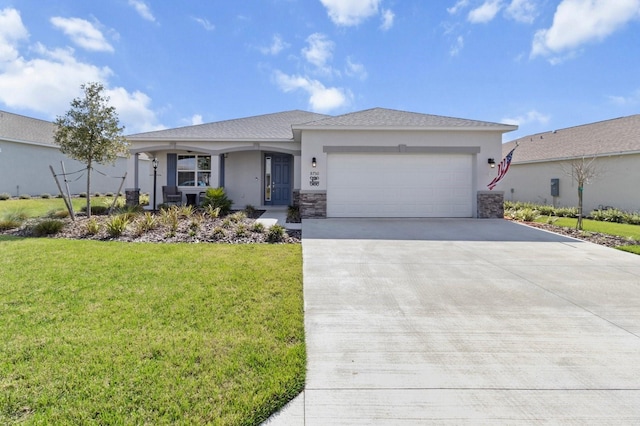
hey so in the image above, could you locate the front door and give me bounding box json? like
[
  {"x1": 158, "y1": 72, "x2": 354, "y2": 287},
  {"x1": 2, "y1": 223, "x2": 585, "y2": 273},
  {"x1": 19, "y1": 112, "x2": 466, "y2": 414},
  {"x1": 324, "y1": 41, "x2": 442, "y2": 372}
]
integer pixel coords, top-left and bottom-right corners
[{"x1": 264, "y1": 154, "x2": 291, "y2": 206}]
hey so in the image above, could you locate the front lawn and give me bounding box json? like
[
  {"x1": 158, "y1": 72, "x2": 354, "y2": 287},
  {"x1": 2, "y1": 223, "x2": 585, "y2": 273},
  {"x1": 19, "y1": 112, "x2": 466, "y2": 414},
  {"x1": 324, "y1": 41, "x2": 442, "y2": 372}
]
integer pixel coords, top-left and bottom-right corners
[
  {"x1": 0, "y1": 197, "x2": 116, "y2": 218},
  {"x1": 0, "y1": 237, "x2": 304, "y2": 424}
]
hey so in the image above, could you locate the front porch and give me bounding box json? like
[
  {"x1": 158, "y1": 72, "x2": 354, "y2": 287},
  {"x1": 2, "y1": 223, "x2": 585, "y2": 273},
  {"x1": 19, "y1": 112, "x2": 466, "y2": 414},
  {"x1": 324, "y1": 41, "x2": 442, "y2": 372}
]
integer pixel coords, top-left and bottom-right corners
[{"x1": 130, "y1": 149, "x2": 301, "y2": 211}]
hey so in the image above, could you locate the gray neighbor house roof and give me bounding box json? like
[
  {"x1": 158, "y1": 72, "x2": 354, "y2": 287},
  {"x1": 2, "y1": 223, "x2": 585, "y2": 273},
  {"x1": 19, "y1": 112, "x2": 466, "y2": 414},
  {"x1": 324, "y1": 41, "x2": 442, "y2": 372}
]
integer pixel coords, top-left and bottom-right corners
[
  {"x1": 128, "y1": 107, "x2": 517, "y2": 142},
  {"x1": 503, "y1": 114, "x2": 640, "y2": 164},
  {"x1": 0, "y1": 110, "x2": 56, "y2": 146}
]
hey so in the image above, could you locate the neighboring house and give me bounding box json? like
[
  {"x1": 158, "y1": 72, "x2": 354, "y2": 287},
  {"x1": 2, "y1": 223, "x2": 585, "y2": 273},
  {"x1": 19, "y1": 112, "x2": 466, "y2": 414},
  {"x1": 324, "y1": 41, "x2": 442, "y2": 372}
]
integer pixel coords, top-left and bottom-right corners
[
  {"x1": 498, "y1": 114, "x2": 640, "y2": 213},
  {"x1": 127, "y1": 107, "x2": 516, "y2": 218},
  {"x1": 0, "y1": 110, "x2": 142, "y2": 197}
]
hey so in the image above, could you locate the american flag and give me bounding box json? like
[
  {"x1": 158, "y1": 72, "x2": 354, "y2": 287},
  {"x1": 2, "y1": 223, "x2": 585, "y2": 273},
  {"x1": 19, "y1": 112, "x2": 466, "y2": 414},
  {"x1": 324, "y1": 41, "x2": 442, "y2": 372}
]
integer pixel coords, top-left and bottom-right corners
[{"x1": 487, "y1": 146, "x2": 517, "y2": 190}]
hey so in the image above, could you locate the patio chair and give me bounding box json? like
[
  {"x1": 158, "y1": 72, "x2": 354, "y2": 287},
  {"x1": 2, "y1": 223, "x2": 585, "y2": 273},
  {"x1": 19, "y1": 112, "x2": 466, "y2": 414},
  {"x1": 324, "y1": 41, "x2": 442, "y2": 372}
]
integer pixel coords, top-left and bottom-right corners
[{"x1": 162, "y1": 185, "x2": 182, "y2": 205}]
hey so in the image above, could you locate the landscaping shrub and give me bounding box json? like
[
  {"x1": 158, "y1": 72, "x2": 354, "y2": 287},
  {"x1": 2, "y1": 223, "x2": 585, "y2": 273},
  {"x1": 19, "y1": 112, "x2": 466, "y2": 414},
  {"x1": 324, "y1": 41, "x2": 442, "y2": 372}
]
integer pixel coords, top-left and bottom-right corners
[
  {"x1": 105, "y1": 215, "x2": 129, "y2": 237},
  {"x1": 204, "y1": 205, "x2": 220, "y2": 218},
  {"x1": 201, "y1": 187, "x2": 233, "y2": 216},
  {"x1": 47, "y1": 209, "x2": 69, "y2": 219},
  {"x1": 229, "y1": 211, "x2": 247, "y2": 223},
  {"x1": 211, "y1": 226, "x2": 225, "y2": 240},
  {"x1": 512, "y1": 207, "x2": 539, "y2": 222},
  {"x1": 0, "y1": 218, "x2": 21, "y2": 230},
  {"x1": 555, "y1": 206, "x2": 578, "y2": 218},
  {"x1": 251, "y1": 222, "x2": 265, "y2": 233},
  {"x1": 287, "y1": 205, "x2": 301, "y2": 223},
  {"x1": 18, "y1": 194, "x2": 31, "y2": 200},
  {"x1": 78, "y1": 192, "x2": 87, "y2": 198},
  {"x1": 81, "y1": 205, "x2": 109, "y2": 215},
  {"x1": 245, "y1": 204, "x2": 256, "y2": 217},
  {"x1": 0, "y1": 192, "x2": 10, "y2": 201},
  {"x1": 40, "y1": 193, "x2": 51, "y2": 199},
  {"x1": 85, "y1": 217, "x2": 101, "y2": 235},
  {"x1": 266, "y1": 224, "x2": 286, "y2": 243},
  {"x1": 235, "y1": 223, "x2": 248, "y2": 237},
  {"x1": 32, "y1": 219, "x2": 65, "y2": 236}
]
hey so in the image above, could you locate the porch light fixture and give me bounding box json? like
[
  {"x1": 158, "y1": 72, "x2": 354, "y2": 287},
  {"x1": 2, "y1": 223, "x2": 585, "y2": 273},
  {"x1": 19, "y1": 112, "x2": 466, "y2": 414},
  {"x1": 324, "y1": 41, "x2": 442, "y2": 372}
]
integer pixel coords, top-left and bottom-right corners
[
  {"x1": 488, "y1": 158, "x2": 496, "y2": 168},
  {"x1": 312, "y1": 157, "x2": 317, "y2": 168},
  {"x1": 152, "y1": 158, "x2": 159, "y2": 212}
]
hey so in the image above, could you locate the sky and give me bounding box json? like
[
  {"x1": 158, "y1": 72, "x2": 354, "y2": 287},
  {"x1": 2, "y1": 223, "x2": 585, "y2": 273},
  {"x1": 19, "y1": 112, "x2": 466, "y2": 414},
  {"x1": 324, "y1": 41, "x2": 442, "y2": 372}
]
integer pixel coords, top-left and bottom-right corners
[{"x1": 0, "y1": 0, "x2": 639, "y2": 141}]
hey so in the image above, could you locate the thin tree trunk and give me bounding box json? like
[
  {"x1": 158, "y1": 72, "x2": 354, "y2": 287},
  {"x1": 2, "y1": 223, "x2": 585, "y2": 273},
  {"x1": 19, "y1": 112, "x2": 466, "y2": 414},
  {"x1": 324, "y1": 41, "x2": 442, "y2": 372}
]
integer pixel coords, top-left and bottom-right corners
[
  {"x1": 577, "y1": 185, "x2": 583, "y2": 230},
  {"x1": 86, "y1": 159, "x2": 92, "y2": 218}
]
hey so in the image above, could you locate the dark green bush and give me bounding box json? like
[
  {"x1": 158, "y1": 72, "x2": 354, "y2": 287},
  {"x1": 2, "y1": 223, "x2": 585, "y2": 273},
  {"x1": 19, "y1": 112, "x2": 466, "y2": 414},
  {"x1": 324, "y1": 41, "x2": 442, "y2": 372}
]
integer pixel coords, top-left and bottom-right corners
[
  {"x1": 0, "y1": 219, "x2": 21, "y2": 230},
  {"x1": 40, "y1": 193, "x2": 51, "y2": 199},
  {"x1": 0, "y1": 192, "x2": 10, "y2": 201},
  {"x1": 32, "y1": 219, "x2": 65, "y2": 236},
  {"x1": 81, "y1": 205, "x2": 110, "y2": 215},
  {"x1": 18, "y1": 194, "x2": 31, "y2": 200},
  {"x1": 201, "y1": 187, "x2": 233, "y2": 216}
]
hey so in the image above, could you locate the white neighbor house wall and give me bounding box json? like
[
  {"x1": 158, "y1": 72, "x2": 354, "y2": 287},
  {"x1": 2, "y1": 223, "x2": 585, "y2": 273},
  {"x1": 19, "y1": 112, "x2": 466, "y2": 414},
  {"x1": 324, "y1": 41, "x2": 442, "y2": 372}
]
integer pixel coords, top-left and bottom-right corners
[
  {"x1": 0, "y1": 139, "x2": 140, "y2": 197},
  {"x1": 299, "y1": 129, "x2": 503, "y2": 194},
  {"x1": 498, "y1": 154, "x2": 640, "y2": 213}
]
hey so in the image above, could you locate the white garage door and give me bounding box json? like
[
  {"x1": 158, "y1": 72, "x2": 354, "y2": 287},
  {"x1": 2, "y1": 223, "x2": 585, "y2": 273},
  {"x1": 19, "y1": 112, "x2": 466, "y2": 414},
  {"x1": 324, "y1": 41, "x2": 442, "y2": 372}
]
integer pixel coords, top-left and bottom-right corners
[{"x1": 327, "y1": 153, "x2": 473, "y2": 218}]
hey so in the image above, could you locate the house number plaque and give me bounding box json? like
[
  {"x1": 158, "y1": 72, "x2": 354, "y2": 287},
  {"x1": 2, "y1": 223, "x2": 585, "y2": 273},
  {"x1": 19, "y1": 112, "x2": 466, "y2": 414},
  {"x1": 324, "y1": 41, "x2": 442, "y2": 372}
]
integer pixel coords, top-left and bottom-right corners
[{"x1": 309, "y1": 171, "x2": 320, "y2": 186}]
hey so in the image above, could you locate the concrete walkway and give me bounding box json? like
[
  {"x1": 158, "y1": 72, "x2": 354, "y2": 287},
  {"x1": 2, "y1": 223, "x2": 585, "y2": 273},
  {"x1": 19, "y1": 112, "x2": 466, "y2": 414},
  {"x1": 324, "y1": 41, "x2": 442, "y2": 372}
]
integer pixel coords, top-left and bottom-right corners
[{"x1": 265, "y1": 219, "x2": 640, "y2": 424}]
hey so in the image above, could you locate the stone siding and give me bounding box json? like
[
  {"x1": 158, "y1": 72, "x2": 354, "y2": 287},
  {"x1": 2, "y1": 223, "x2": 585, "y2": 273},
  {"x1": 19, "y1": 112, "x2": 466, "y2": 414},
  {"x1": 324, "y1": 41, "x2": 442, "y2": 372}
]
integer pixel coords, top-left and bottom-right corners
[
  {"x1": 300, "y1": 191, "x2": 327, "y2": 218},
  {"x1": 477, "y1": 191, "x2": 504, "y2": 218}
]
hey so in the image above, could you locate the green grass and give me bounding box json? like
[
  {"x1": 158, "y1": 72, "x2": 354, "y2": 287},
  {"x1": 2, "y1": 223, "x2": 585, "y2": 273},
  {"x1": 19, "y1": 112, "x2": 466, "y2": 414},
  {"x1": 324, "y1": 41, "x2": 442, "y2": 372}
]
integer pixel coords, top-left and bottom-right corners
[
  {"x1": 0, "y1": 237, "x2": 304, "y2": 425},
  {"x1": 0, "y1": 197, "x2": 118, "y2": 218},
  {"x1": 618, "y1": 245, "x2": 640, "y2": 255},
  {"x1": 535, "y1": 217, "x2": 640, "y2": 241}
]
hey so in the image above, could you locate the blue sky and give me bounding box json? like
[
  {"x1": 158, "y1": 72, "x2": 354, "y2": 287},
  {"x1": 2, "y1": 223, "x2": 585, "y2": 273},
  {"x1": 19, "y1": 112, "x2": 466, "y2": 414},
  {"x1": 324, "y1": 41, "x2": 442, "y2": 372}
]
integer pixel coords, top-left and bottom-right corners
[{"x1": 0, "y1": 0, "x2": 639, "y2": 141}]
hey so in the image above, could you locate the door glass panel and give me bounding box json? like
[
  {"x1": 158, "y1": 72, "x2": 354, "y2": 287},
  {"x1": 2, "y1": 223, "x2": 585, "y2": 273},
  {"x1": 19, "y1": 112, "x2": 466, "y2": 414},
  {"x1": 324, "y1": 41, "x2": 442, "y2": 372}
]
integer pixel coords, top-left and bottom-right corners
[{"x1": 265, "y1": 156, "x2": 272, "y2": 202}]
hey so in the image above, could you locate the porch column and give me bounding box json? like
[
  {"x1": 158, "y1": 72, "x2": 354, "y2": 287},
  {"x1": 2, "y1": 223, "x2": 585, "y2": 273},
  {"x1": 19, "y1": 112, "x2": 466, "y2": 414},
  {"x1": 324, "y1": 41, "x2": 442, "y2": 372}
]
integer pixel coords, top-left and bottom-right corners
[
  {"x1": 134, "y1": 153, "x2": 139, "y2": 189},
  {"x1": 209, "y1": 154, "x2": 220, "y2": 188}
]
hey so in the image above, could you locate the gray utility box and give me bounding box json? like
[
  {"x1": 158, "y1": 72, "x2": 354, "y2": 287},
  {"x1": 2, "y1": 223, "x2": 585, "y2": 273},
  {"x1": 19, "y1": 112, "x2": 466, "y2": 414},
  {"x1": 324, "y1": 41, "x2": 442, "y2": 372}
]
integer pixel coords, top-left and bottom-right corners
[{"x1": 550, "y1": 178, "x2": 559, "y2": 197}]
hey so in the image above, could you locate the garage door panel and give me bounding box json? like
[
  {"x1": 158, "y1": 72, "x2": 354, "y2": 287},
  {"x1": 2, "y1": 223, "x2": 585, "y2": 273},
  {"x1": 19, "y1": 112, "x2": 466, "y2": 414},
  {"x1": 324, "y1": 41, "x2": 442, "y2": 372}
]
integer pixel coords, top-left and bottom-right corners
[{"x1": 327, "y1": 153, "x2": 473, "y2": 218}]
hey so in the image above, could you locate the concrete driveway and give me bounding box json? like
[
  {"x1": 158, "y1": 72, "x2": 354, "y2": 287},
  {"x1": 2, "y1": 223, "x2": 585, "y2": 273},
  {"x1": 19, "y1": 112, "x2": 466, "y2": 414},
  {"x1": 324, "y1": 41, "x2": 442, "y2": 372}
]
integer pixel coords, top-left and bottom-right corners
[{"x1": 266, "y1": 219, "x2": 640, "y2": 424}]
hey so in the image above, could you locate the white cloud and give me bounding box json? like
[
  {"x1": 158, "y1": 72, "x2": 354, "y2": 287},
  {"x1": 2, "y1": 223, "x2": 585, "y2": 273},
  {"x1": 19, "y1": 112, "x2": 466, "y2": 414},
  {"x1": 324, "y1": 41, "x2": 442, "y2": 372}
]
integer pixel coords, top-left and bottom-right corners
[
  {"x1": 531, "y1": 0, "x2": 640, "y2": 60},
  {"x1": 273, "y1": 70, "x2": 351, "y2": 113},
  {"x1": 0, "y1": 9, "x2": 162, "y2": 133},
  {"x1": 319, "y1": 0, "x2": 381, "y2": 26},
  {"x1": 608, "y1": 89, "x2": 640, "y2": 105},
  {"x1": 302, "y1": 33, "x2": 334, "y2": 72},
  {"x1": 128, "y1": 0, "x2": 156, "y2": 22},
  {"x1": 505, "y1": 0, "x2": 537, "y2": 23},
  {"x1": 190, "y1": 114, "x2": 204, "y2": 125},
  {"x1": 380, "y1": 9, "x2": 394, "y2": 30},
  {"x1": 502, "y1": 109, "x2": 550, "y2": 126},
  {"x1": 0, "y1": 8, "x2": 29, "y2": 61},
  {"x1": 260, "y1": 34, "x2": 289, "y2": 55},
  {"x1": 50, "y1": 17, "x2": 114, "y2": 52},
  {"x1": 450, "y1": 35, "x2": 464, "y2": 56},
  {"x1": 468, "y1": 0, "x2": 503, "y2": 23},
  {"x1": 448, "y1": 0, "x2": 470, "y2": 15},
  {"x1": 192, "y1": 17, "x2": 215, "y2": 31},
  {"x1": 345, "y1": 56, "x2": 367, "y2": 80},
  {"x1": 105, "y1": 87, "x2": 164, "y2": 133}
]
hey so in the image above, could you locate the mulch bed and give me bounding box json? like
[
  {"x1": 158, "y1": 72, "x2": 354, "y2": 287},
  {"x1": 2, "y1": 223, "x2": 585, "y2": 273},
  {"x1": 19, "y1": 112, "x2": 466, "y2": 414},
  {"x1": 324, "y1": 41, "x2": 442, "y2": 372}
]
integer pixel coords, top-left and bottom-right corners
[
  {"x1": 2, "y1": 212, "x2": 301, "y2": 244},
  {"x1": 522, "y1": 221, "x2": 637, "y2": 248}
]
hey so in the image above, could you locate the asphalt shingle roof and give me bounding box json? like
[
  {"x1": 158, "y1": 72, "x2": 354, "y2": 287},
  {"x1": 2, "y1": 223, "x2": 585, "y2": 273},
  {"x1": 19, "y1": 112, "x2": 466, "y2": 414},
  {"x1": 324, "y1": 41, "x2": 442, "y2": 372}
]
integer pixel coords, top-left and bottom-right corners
[
  {"x1": 127, "y1": 110, "x2": 330, "y2": 140},
  {"x1": 504, "y1": 114, "x2": 640, "y2": 163},
  {"x1": 296, "y1": 107, "x2": 516, "y2": 130},
  {"x1": 0, "y1": 110, "x2": 56, "y2": 145}
]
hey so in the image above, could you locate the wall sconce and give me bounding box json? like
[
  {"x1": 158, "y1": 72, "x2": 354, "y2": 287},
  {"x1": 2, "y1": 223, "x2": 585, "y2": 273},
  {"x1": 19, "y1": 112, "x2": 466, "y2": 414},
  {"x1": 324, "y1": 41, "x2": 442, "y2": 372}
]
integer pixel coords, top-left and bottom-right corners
[
  {"x1": 312, "y1": 157, "x2": 317, "y2": 168},
  {"x1": 488, "y1": 158, "x2": 496, "y2": 168}
]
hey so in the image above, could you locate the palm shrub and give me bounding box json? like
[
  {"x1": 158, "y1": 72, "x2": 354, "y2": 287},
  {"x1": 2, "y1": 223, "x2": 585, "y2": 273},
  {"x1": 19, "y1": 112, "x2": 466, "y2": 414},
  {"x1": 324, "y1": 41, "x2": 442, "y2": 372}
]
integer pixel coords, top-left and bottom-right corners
[
  {"x1": 251, "y1": 222, "x2": 265, "y2": 233},
  {"x1": 201, "y1": 187, "x2": 233, "y2": 216},
  {"x1": 204, "y1": 205, "x2": 221, "y2": 218},
  {"x1": 132, "y1": 212, "x2": 158, "y2": 236}
]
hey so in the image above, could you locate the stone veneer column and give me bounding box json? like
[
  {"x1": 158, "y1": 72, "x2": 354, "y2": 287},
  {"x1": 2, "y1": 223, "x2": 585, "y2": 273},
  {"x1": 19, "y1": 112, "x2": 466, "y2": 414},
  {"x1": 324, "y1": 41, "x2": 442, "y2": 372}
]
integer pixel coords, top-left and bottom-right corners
[
  {"x1": 477, "y1": 190, "x2": 504, "y2": 218},
  {"x1": 292, "y1": 189, "x2": 300, "y2": 208},
  {"x1": 299, "y1": 191, "x2": 327, "y2": 218}
]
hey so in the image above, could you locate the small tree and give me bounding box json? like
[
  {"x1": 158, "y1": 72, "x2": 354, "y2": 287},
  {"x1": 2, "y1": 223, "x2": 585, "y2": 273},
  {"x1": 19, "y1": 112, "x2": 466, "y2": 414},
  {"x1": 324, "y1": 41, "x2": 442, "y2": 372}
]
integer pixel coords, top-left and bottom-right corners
[
  {"x1": 561, "y1": 155, "x2": 601, "y2": 230},
  {"x1": 54, "y1": 82, "x2": 128, "y2": 217}
]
